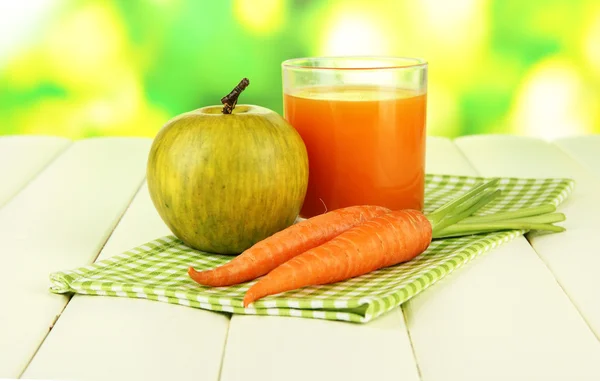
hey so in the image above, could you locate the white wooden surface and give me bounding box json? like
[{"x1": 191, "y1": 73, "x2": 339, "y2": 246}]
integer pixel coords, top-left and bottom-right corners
[
  {"x1": 0, "y1": 135, "x2": 599, "y2": 381},
  {"x1": 0, "y1": 136, "x2": 70, "y2": 208},
  {"x1": 0, "y1": 137, "x2": 150, "y2": 377},
  {"x1": 456, "y1": 135, "x2": 600, "y2": 339},
  {"x1": 221, "y1": 307, "x2": 419, "y2": 381},
  {"x1": 555, "y1": 135, "x2": 600, "y2": 179},
  {"x1": 22, "y1": 183, "x2": 230, "y2": 381},
  {"x1": 406, "y1": 137, "x2": 600, "y2": 381}
]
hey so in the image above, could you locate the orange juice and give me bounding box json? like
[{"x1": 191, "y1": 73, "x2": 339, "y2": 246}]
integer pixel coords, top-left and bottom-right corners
[{"x1": 284, "y1": 85, "x2": 427, "y2": 218}]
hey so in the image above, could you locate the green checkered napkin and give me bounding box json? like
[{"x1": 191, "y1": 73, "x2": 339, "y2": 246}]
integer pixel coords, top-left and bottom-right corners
[{"x1": 50, "y1": 174, "x2": 574, "y2": 323}]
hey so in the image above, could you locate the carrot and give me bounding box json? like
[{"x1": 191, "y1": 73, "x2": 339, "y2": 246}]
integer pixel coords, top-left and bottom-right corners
[
  {"x1": 241, "y1": 179, "x2": 505, "y2": 305},
  {"x1": 189, "y1": 178, "x2": 502, "y2": 289},
  {"x1": 188, "y1": 205, "x2": 391, "y2": 287},
  {"x1": 243, "y1": 209, "x2": 433, "y2": 306},
  {"x1": 242, "y1": 177, "x2": 569, "y2": 306}
]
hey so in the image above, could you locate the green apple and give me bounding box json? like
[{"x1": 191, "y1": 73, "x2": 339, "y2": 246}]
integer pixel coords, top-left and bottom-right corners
[{"x1": 147, "y1": 95, "x2": 308, "y2": 254}]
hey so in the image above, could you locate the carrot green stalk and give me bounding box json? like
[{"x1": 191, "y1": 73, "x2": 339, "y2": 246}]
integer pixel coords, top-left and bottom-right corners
[
  {"x1": 502, "y1": 213, "x2": 566, "y2": 224},
  {"x1": 434, "y1": 204, "x2": 566, "y2": 238},
  {"x1": 429, "y1": 188, "x2": 501, "y2": 236},
  {"x1": 434, "y1": 221, "x2": 565, "y2": 238},
  {"x1": 426, "y1": 178, "x2": 500, "y2": 233},
  {"x1": 464, "y1": 212, "x2": 566, "y2": 225},
  {"x1": 435, "y1": 212, "x2": 566, "y2": 238},
  {"x1": 458, "y1": 204, "x2": 556, "y2": 224}
]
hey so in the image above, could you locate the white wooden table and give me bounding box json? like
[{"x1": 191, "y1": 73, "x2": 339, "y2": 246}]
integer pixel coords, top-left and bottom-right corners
[{"x1": 1, "y1": 134, "x2": 599, "y2": 381}]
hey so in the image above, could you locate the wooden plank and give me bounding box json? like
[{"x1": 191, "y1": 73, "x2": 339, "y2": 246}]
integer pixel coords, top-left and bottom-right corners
[
  {"x1": 456, "y1": 134, "x2": 600, "y2": 339},
  {"x1": 221, "y1": 310, "x2": 419, "y2": 381},
  {"x1": 22, "y1": 182, "x2": 230, "y2": 381},
  {"x1": 0, "y1": 136, "x2": 71, "y2": 208},
  {"x1": 402, "y1": 136, "x2": 600, "y2": 381},
  {"x1": 0, "y1": 138, "x2": 151, "y2": 378},
  {"x1": 554, "y1": 135, "x2": 600, "y2": 179}
]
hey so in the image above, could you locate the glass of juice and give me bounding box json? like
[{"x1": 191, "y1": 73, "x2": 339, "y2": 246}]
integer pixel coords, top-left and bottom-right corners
[{"x1": 282, "y1": 56, "x2": 428, "y2": 218}]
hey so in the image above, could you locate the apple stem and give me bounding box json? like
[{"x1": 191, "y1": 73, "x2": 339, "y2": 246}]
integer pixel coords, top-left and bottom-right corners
[{"x1": 221, "y1": 78, "x2": 250, "y2": 114}]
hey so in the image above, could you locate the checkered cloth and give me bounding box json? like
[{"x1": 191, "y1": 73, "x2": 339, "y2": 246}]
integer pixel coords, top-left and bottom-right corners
[{"x1": 50, "y1": 174, "x2": 574, "y2": 323}]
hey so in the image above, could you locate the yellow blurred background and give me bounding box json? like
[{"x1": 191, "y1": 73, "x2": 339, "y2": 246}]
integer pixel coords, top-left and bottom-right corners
[{"x1": 1, "y1": 0, "x2": 598, "y2": 139}]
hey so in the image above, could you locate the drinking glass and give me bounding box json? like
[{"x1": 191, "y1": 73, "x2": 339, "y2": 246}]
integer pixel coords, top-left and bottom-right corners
[{"x1": 282, "y1": 56, "x2": 428, "y2": 218}]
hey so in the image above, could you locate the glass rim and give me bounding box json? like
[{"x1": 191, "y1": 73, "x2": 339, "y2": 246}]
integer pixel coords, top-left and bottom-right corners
[{"x1": 282, "y1": 56, "x2": 427, "y2": 71}]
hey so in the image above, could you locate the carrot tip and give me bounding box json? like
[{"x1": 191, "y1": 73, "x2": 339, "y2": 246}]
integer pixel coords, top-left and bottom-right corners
[
  {"x1": 188, "y1": 266, "x2": 206, "y2": 285},
  {"x1": 242, "y1": 294, "x2": 255, "y2": 308}
]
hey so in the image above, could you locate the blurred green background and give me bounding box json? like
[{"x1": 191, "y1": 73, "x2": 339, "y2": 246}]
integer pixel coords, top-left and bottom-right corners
[{"x1": 1, "y1": 0, "x2": 598, "y2": 139}]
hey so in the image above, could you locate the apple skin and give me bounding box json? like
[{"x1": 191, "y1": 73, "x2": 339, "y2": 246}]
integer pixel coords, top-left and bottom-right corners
[{"x1": 147, "y1": 104, "x2": 309, "y2": 254}]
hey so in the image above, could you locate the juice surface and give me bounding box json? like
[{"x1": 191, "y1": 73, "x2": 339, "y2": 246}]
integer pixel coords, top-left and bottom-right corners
[{"x1": 284, "y1": 85, "x2": 427, "y2": 218}]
